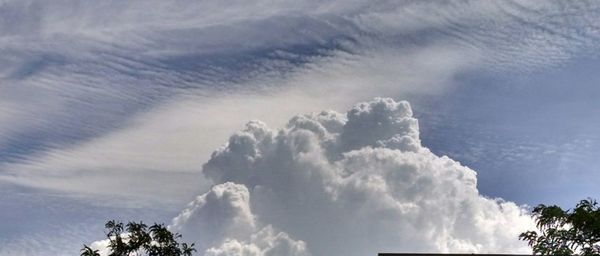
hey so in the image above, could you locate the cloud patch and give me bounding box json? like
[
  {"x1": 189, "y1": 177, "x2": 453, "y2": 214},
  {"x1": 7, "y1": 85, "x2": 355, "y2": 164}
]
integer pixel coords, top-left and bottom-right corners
[{"x1": 170, "y1": 98, "x2": 534, "y2": 255}]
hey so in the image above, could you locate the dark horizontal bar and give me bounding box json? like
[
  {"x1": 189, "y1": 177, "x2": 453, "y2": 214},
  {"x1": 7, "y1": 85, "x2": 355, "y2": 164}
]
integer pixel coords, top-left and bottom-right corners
[{"x1": 379, "y1": 254, "x2": 531, "y2": 256}]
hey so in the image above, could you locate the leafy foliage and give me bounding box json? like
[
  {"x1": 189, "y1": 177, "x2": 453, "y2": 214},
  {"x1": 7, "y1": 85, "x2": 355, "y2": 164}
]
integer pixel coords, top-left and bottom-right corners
[
  {"x1": 520, "y1": 199, "x2": 600, "y2": 255},
  {"x1": 81, "y1": 220, "x2": 195, "y2": 256}
]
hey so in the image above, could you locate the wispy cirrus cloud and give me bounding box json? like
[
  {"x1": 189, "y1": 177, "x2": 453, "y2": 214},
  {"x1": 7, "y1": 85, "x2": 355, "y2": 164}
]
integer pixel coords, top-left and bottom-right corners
[
  {"x1": 2, "y1": 1, "x2": 600, "y2": 255},
  {"x1": 2, "y1": 0, "x2": 599, "y2": 171}
]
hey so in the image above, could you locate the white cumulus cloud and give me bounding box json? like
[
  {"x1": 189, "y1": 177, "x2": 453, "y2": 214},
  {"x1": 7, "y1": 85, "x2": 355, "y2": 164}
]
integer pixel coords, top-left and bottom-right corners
[
  {"x1": 170, "y1": 98, "x2": 534, "y2": 256},
  {"x1": 204, "y1": 226, "x2": 310, "y2": 256}
]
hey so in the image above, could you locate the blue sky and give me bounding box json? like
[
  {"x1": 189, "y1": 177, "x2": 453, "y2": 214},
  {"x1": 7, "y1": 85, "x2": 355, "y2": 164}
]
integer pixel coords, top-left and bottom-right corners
[
  {"x1": 1, "y1": 1, "x2": 599, "y2": 255},
  {"x1": 415, "y1": 57, "x2": 600, "y2": 206}
]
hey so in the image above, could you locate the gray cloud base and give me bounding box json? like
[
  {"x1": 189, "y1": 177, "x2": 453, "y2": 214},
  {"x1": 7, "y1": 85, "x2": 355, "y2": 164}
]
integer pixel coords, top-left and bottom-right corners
[{"x1": 170, "y1": 98, "x2": 534, "y2": 256}]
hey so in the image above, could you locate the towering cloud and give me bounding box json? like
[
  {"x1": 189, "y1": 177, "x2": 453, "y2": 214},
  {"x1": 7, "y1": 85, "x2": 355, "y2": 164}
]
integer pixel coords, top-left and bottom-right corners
[{"x1": 170, "y1": 98, "x2": 534, "y2": 256}]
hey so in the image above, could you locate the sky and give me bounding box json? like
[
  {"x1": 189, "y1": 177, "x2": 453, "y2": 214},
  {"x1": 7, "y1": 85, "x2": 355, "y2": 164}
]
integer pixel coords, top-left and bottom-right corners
[{"x1": 1, "y1": 0, "x2": 599, "y2": 255}]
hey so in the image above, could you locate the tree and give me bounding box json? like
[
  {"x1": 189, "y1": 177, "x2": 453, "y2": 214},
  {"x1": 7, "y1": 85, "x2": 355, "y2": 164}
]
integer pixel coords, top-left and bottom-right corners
[
  {"x1": 520, "y1": 198, "x2": 600, "y2": 255},
  {"x1": 81, "y1": 220, "x2": 196, "y2": 256}
]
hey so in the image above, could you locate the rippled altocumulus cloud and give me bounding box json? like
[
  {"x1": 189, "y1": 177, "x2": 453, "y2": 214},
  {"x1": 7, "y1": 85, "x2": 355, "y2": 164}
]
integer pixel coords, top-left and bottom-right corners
[
  {"x1": 3, "y1": 0, "x2": 599, "y2": 198},
  {"x1": 2, "y1": 1, "x2": 597, "y2": 255}
]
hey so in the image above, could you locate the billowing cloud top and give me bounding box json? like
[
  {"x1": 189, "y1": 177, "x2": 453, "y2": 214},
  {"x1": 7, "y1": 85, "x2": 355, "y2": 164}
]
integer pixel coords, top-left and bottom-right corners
[{"x1": 170, "y1": 98, "x2": 534, "y2": 256}]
